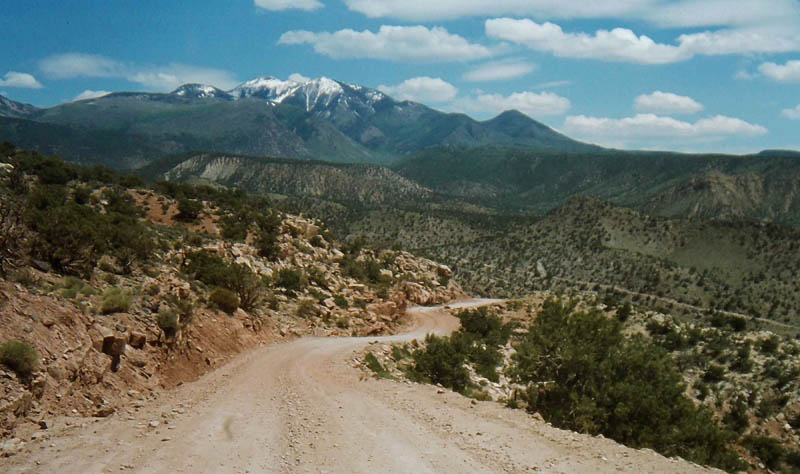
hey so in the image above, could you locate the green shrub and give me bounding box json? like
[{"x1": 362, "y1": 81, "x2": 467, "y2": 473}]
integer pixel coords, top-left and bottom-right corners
[
  {"x1": 306, "y1": 267, "x2": 328, "y2": 289},
  {"x1": 210, "y1": 287, "x2": 239, "y2": 313},
  {"x1": 341, "y1": 256, "x2": 384, "y2": 284},
  {"x1": 410, "y1": 334, "x2": 470, "y2": 393},
  {"x1": 703, "y1": 364, "x2": 726, "y2": 383},
  {"x1": 219, "y1": 214, "x2": 249, "y2": 242},
  {"x1": 176, "y1": 198, "x2": 203, "y2": 221},
  {"x1": 101, "y1": 287, "x2": 132, "y2": 314},
  {"x1": 310, "y1": 235, "x2": 325, "y2": 248},
  {"x1": 156, "y1": 310, "x2": 179, "y2": 338},
  {"x1": 0, "y1": 340, "x2": 39, "y2": 377},
  {"x1": 365, "y1": 352, "x2": 392, "y2": 379},
  {"x1": 743, "y1": 435, "x2": 785, "y2": 471},
  {"x1": 275, "y1": 268, "x2": 305, "y2": 294},
  {"x1": 509, "y1": 298, "x2": 743, "y2": 471},
  {"x1": 333, "y1": 294, "x2": 348, "y2": 308},
  {"x1": 9, "y1": 268, "x2": 37, "y2": 287},
  {"x1": 759, "y1": 336, "x2": 780, "y2": 354},
  {"x1": 335, "y1": 317, "x2": 350, "y2": 329},
  {"x1": 184, "y1": 251, "x2": 235, "y2": 288},
  {"x1": 296, "y1": 299, "x2": 317, "y2": 318},
  {"x1": 183, "y1": 252, "x2": 263, "y2": 310}
]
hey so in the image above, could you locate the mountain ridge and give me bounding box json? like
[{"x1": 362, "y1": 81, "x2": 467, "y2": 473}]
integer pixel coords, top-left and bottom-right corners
[{"x1": 0, "y1": 75, "x2": 596, "y2": 168}]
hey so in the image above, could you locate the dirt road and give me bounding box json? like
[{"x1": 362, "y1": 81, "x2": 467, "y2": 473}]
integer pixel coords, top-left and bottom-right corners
[{"x1": 3, "y1": 300, "x2": 717, "y2": 473}]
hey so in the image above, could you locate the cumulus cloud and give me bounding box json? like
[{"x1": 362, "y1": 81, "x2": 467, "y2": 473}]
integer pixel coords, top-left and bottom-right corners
[
  {"x1": 378, "y1": 77, "x2": 458, "y2": 103},
  {"x1": 73, "y1": 90, "x2": 111, "y2": 101},
  {"x1": 344, "y1": 0, "x2": 653, "y2": 22},
  {"x1": 485, "y1": 18, "x2": 800, "y2": 64},
  {"x1": 343, "y1": 0, "x2": 800, "y2": 31},
  {"x1": 634, "y1": 91, "x2": 703, "y2": 115},
  {"x1": 254, "y1": 0, "x2": 322, "y2": 11},
  {"x1": 0, "y1": 71, "x2": 43, "y2": 89},
  {"x1": 759, "y1": 60, "x2": 800, "y2": 82},
  {"x1": 39, "y1": 53, "x2": 239, "y2": 91},
  {"x1": 782, "y1": 105, "x2": 800, "y2": 120},
  {"x1": 453, "y1": 91, "x2": 571, "y2": 118},
  {"x1": 486, "y1": 19, "x2": 685, "y2": 64},
  {"x1": 676, "y1": 28, "x2": 800, "y2": 56},
  {"x1": 563, "y1": 114, "x2": 767, "y2": 146},
  {"x1": 463, "y1": 60, "x2": 535, "y2": 82},
  {"x1": 288, "y1": 73, "x2": 310, "y2": 83},
  {"x1": 278, "y1": 25, "x2": 493, "y2": 62}
]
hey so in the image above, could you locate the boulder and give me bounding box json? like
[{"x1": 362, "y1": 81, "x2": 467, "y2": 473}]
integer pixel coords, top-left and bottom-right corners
[
  {"x1": 128, "y1": 331, "x2": 147, "y2": 349},
  {"x1": 93, "y1": 325, "x2": 126, "y2": 356},
  {"x1": 367, "y1": 301, "x2": 400, "y2": 321}
]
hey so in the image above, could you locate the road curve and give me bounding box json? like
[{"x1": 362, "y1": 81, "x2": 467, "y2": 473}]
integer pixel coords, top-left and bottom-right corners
[{"x1": 3, "y1": 300, "x2": 717, "y2": 474}]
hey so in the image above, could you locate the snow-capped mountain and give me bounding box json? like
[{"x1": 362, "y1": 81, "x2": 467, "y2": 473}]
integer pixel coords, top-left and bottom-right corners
[
  {"x1": 171, "y1": 84, "x2": 232, "y2": 100},
  {"x1": 0, "y1": 73, "x2": 594, "y2": 169},
  {"x1": 227, "y1": 75, "x2": 388, "y2": 120}
]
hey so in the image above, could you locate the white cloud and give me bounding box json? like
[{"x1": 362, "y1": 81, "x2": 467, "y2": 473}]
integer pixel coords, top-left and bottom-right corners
[
  {"x1": 72, "y1": 90, "x2": 111, "y2": 101},
  {"x1": 485, "y1": 19, "x2": 686, "y2": 64},
  {"x1": 563, "y1": 113, "x2": 766, "y2": 146},
  {"x1": 128, "y1": 64, "x2": 239, "y2": 90},
  {"x1": 288, "y1": 73, "x2": 310, "y2": 83},
  {"x1": 278, "y1": 25, "x2": 493, "y2": 62},
  {"x1": 647, "y1": 0, "x2": 800, "y2": 29},
  {"x1": 254, "y1": 0, "x2": 322, "y2": 11},
  {"x1": 39, "y1": 53, "x2": 239, "y2": 91},
  {"x1": 782, "y1": 105, "x2": 800, "y2": 120},
  {"x1": 485, "y1": 18, "x2": 800, "y2": 64},
  {"x1": 677, "y1": 28, "x2": 800, "y2": 56},
  {"x1": 759, "y1": 60, "x2": 800, "y2": 82},
  {"x1": 40, "y1": 53, "x2": 122, "y2": 79},
  {"x1": 453, "y1": 91, "x2": 571, "y2": 118},
  {"x1": 378, "y1": 77, "x2": 458, "y2": 103},
  {"x1": 343, "y1": 0, "x2": 800, "y2": 31},
  {"x1": 343, "y1": 0, "x2": 654, "y2": 22},
  {"x1": 634, "y1": 91, "x2": 703, "y2": 115},
  {"x1": 534, "y1": 80, "x2": 572, "y2": 89},
  {"x1": 0, "y1": 71, "x2": 43, "y2": 89},
  {"x1": 463, "y1": 60, "x2": 535, "y2": 82}
]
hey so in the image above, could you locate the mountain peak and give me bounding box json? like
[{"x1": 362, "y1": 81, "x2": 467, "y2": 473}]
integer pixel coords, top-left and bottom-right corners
[
  {"x1": 171, "y1": 83, "x2": 230, "y2": 99},
  {"x1": 492, "y1": 109, "x2": 529, "y2": 120}
]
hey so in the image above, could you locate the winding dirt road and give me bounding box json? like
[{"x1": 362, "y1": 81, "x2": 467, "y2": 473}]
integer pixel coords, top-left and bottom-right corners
[{"x1": 3, "y1": 301, "x2": 718, "y2": 473}]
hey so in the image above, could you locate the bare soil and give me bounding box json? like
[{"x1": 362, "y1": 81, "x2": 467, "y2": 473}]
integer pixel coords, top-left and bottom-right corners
[{"x1": 1, "y1": 300, "x2": 719, "y2": 473}]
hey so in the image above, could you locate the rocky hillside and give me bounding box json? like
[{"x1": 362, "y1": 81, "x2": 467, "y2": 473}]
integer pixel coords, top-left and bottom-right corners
[
  {"x1": 146, "y1": 152, "x2": 435, "y2": 207},
  {"x1": 343, "y1": 196, "x2": 800, "y2": 331},
  {"x1": 0, "y1": 145, "x2": 462, "y2": 446}
]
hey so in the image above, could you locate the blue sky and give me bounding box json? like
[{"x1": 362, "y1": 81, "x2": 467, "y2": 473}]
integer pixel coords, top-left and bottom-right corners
[{"x1": 2, "y1": 0, "x2": 800, "y2": 153}]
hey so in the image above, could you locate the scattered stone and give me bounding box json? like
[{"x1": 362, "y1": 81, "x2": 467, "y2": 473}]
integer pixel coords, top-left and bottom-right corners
[
  {"x1": 149, "y1": 420, "x2": 160, "y2": 428},
  {"x1": 94, "y1": 406, "x2": 115, "y2": 417}
]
